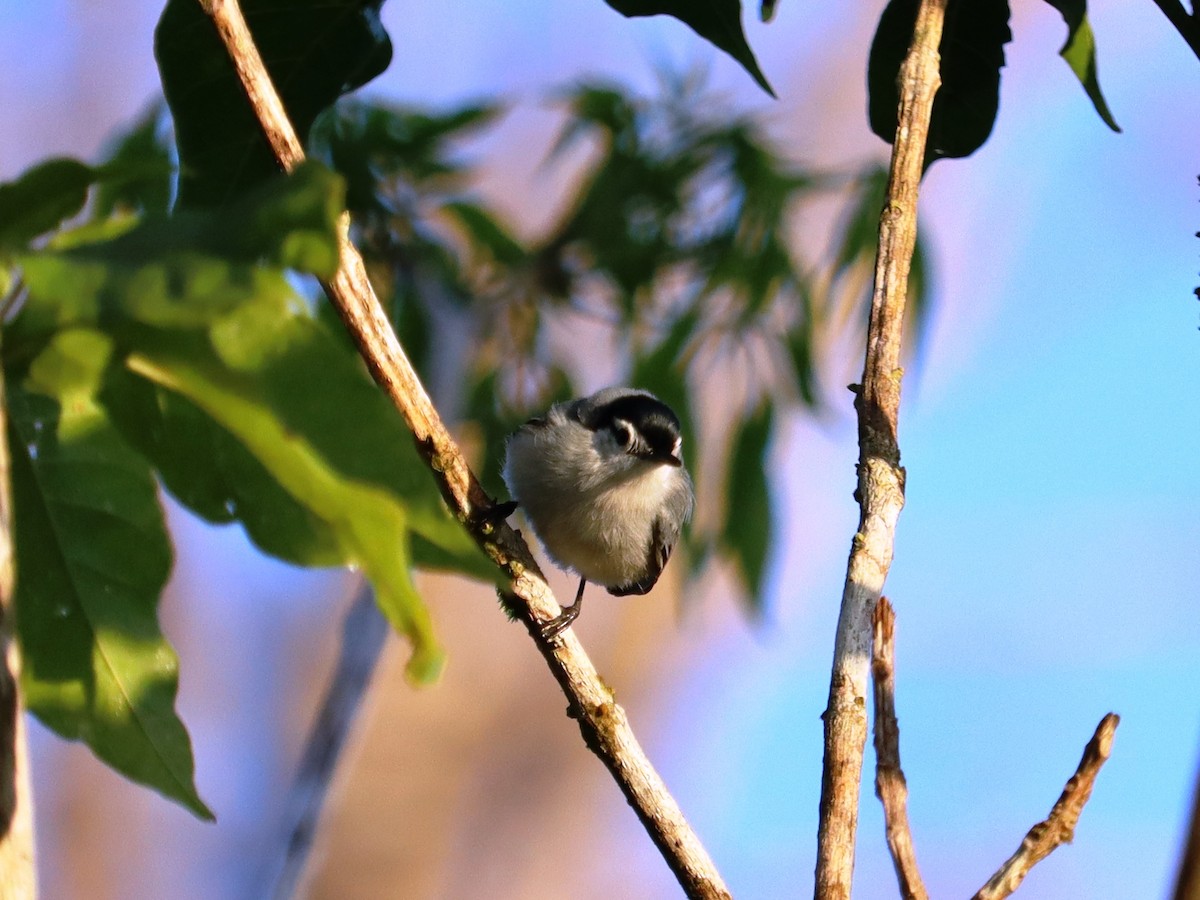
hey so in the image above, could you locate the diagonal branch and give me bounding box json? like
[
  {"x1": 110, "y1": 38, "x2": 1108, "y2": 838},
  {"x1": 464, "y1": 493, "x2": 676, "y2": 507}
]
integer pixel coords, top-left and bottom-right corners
[
  {"x1": 266, "y1": 583, "x2": 388, "y2": 900},
  {"x1": 972, "y1": 713, "x2": 1120, "y2": 900},
  {"x1": 870, "y1": 598, "x2": 927, "y2": 900},
  {"x1": 813, "y1": 1, "x2": 946, "y2": 897},
  {"x1": 196, "y1": 1, "x2": 730, "y2": 896},
  {"x1": 1172, "y1": 733, "x2": 1200, "y2": 900}
]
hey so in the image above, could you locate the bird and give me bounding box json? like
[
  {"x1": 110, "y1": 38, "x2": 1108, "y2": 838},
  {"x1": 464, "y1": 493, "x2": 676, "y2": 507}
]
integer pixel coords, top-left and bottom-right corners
[{"x1": 501, "y1": 387, "x2": 695, "y2": 639}]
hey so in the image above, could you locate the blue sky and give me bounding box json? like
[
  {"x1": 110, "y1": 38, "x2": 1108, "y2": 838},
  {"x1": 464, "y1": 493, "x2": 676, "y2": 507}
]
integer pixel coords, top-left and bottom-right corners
[{"x1": 3, "y1": 2, "x2": 1199, "y2": 899}]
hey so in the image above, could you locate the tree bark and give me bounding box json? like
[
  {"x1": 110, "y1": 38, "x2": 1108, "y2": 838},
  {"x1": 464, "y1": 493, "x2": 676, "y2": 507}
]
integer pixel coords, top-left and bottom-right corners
[
  {"x1": 972, "y1": 714, "x2": 1119, "y2": 900},
  {"x1": 871, "y1": 598, "x2": 927, "y2": 900},
  {"x1": 0, "y1": 342, "x2": 38, "y2": 899},
  {"x1": 813, "y1": 1, "x2": 946, "y2": 897}
]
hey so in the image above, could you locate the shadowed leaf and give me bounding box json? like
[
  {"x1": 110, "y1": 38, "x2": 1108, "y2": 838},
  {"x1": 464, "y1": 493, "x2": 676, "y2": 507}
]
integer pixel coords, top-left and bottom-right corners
[
  {"x1": 722, "y1": 403, "x2": 772, "y2": 607},
  {"x1": 93, "y1": 105, "x2": 175, "y2": 219},
  {"x1": 156, "y1": 0, "x2": 392, "y2": 207},
  {"x1": 0, "y1": 159, "x2": 95, "y2": 250},
  {"x1": 603, "y1": 0, "x2": 775, "y2": 97},
  {"x1": 10, "y1": 329, "x2": 211, "y2": 818},
  {"x1": 869, "y1": 0, "x2": 1011, "y2": 165}
]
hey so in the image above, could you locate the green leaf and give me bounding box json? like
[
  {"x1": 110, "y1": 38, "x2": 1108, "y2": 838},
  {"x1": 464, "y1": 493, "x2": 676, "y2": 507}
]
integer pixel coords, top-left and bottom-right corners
[
  {"x1": 722, "y1": 404, "x2": 772, "y2": 608},
  {"x1": 831, "y1": 167, "x2": 888, "y2": 276},
  {"x1": 155, "y1": 0, "x2": 393, "y2": 208},
  {"x1": 12, "y1": 163, "x2": 344, "y2": 346},
  {"x1": 0, "y1": 158, "x2": 95, "y2": 250},
  {"x1": 869, "y1": 0, "x2": 1012, "y2": 165},
  {"x1": 101, "y1": 370, "x2": 345, "y2": 568},
  {"x1": 1043, "y1": 0, "x2": 1120, "y2": 132},
  {"x1": 785, "y1": 281, "x2": 820, "y2": 407},
  {"x1": 311, "y1": 100, "x2": 501, "y2": 212},
  {"x1": 125, "y1": 335, "x2": 447, "y2": 682},
  {"x1": 81, "y1": 161, "x2": 345, "y2": 277},
  {"x1": 603, "y1": 0, "x2": 775, "y2": 97},
  {"x1": 93, "y1": 104, "x2": 175, "y2": 219},
  {"x1": 12, "y1": 161, "x2": 495, "y2": 678},
  {"x1": 443, "y1": 202, "x2": 526, "y2": 268},
  {"x1": 10, "y1": 329, "x2": 211, "y2": 818}
]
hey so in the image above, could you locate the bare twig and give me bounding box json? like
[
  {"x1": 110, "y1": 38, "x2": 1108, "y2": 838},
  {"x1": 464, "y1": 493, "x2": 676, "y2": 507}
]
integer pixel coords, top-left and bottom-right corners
[
  {"x1": 197, "y1": 2, "x2": 730, "y2": 896},
  {"x1": 870, "y1": 598, "x2": 927, "y2": 900},
  {"x1": 1171, "y1": 734, "x2": 1200, "y2": 900},
  {"x1": 972, "y1": 713, "x2": 1120, "y2": 900},
  {"x1": 266, "y1": 584, "x2": 388, "y2": 900},
  {"x1": 1150, "y1": 0, "x2": 1200, "y2": 61},
  {"x1": 0, "y1": 343, "x2": 37, "y2": 898},
  {"x1": 813, "y1": 2, "x2": 946, "y2": 898}
]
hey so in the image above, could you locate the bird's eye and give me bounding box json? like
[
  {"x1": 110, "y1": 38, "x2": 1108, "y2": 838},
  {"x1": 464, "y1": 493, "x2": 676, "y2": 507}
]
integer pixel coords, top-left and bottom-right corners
[{"x1": 613, "y1": 422, "x2": 634, "y2": 449}]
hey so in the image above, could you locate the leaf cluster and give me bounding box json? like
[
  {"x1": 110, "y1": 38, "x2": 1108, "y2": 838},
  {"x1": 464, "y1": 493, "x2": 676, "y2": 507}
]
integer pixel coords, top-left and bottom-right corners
[{"x1": 0, "y1": 155, "x2": 492, "y2": 819}]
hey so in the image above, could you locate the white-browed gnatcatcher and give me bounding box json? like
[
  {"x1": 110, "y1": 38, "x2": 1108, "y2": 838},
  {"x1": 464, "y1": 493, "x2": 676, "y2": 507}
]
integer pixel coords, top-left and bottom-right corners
[{"x1": 502, "y1": 387, "x2": 695, "y2": 639}]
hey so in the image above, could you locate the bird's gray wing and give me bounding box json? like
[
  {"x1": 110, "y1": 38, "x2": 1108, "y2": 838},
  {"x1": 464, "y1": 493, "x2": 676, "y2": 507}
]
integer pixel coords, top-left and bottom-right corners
[{"x1": 607, "y1": 515, "x2": 676, "y2": 597}]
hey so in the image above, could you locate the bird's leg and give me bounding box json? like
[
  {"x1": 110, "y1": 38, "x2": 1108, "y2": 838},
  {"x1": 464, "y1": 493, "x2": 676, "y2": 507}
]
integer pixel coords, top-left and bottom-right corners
[
  {"x1": 540, "y1": 577, "x2": 586, "y2": 640},
  {"x1": 479, "y1": 499, "x2": 518, "y2": 529}
]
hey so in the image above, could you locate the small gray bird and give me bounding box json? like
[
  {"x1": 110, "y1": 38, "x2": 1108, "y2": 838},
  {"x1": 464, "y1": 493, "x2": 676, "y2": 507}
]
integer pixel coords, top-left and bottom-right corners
[{"x1": 502, "y1": 387, "x2": 695, "y2": 638}]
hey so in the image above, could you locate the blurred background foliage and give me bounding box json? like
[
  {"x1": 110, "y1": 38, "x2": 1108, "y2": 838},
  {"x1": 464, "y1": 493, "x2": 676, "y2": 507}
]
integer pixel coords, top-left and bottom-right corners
[{"x1": 301, "y1": 72, "x2": 931, "y2": 608}]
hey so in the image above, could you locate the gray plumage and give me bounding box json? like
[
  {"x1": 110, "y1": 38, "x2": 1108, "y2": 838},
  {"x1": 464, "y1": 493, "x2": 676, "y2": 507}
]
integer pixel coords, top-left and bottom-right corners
[{"x1": 502, "y1": 388, "x2": 694, "y2": 622}]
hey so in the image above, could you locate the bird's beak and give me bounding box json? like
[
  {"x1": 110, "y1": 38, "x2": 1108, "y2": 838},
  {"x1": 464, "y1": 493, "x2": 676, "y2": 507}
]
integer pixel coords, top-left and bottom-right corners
[{"x1": 661, "y1": 452, "x2": 683, "y2": 468}]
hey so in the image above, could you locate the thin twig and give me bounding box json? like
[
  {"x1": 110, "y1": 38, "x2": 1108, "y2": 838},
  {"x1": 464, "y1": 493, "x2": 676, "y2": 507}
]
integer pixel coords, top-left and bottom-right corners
[
  {"x1": 1150, "y1": 0, "x2": 1200, "y2": 61},
  {"x1": 265, "y1": 584, "x2": 388, "y2": 900},
  {"x1": 1170, "y1": 733, "x2": 1200, "y2": 900},
  {"x1": 196, "y1": 2, "x2": 730, "y2": 896},
  {"x1": 972, "y1": 713, "x2": 1120, "y2": 900},
  {"x1": 870, "y1": 598, "x2": 927, "y2": 900},
  {"x1": 0, "y1": 339, "x2": 37, "y2": 897},
  {"x1": 813, "y1": 2, "x2": 946, "y2": 898}
]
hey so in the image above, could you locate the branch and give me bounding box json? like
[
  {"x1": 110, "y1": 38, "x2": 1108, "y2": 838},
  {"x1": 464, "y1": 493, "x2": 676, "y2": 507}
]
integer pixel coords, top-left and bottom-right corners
[
  {"x1": 197, "y1": 2, "x2": 731, "y2": 896},
  {"x1": 813, "y1": 1, "x2": 946, "y2": 897},
  {"x1": 1171, "y1": 732, "x2": 1200, "y2": 900},
  {"x1": 870, "y1": 598, "x2": 927, "y2": 900},
  {"x1": 1150, "y1": 0, "x2": 1200, "y2": 62},
  {"x1": 266, "y1": 584, "x2": 388, "y2": 900},
  {"x1": 0, "y1": 343, "x2": 37, "y2": 897},
  {"x1": 972, "y1": 713, "x2": 1119, "y2": 900}
]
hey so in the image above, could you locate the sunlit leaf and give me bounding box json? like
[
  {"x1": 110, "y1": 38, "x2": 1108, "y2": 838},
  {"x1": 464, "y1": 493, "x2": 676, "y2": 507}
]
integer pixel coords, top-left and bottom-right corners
[
  {"x1": 1042, "y1": 0, "x2": 1120, "y2": 132},
  {"x1": 127, "y1": 334, "x2": 447, "y2": 682},
  {"x1": 10, "y1": 163, "x2": 495, "y2": 679},
  {"x1": 101, "y1": 370, "x2": 344, "y2": 567},
  {"x1": 12, "y1": 163, "x2": 343, "y2": 351},
  {"x1": 10, "y1": 329, "x2": 211, "y2": 818}
]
